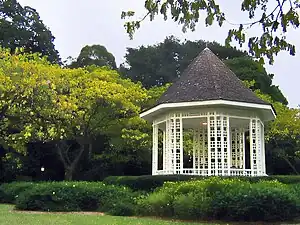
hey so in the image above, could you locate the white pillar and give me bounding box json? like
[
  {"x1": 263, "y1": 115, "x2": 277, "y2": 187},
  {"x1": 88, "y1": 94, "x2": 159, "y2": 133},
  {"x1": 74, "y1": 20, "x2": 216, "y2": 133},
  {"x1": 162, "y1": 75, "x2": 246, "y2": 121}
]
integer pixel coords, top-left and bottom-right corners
[
  {"x1": 152, "y1": 123, "x2": 158, "y2": 175},
  {"x1": 162, "y1": 130, "x2": 166, "y2": 171},
  {"x1": 221, "y1": 116, "x2": 225, "y2": 176},
  {"x1": 261, "y1": 122, "x2": 266, "y2": 175},
  {"x1": 256, "y1": 119, "x2": 262, "y2": 176},
  {"x1": 179, "y1": 114, "x2": 183, "y2": 174},
  {"x1": 249, "y1": 118, "x2": 258, "y2": 176},
  {"x1": 239, "y1": 129, "x2": 244, "y2": 169},
  {"x1": 243, "y1": 131, "x2": 246, "y2": 170},
  {"x1": 207, "y1": 116, "x2": 212, "y2": 176},
  {"x1": 165, "y1": 118, "x2": 171, "y2": 173},
  {"x1": 171, "y1": 113, "x2": 183, "y2": 174},
  {"x1": 227, "y1": 116, "x2": 231, "y2": 176},
  {"x1": 214, "y1": 115, "x2": 218, "y2": 176}
]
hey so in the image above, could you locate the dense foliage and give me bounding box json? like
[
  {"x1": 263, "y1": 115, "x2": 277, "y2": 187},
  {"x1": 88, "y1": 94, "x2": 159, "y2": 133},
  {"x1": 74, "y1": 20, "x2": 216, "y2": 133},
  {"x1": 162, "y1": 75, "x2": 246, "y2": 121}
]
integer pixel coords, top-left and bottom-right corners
[
  {"x1": 0, "y1": 0, "x2": 60, "y2": 63},
  {"x1": 123, "y1": 0, "x2": 300, "y2": 64},
  {"x1": 137, "y1": 177, "x2": 300, "y2": 221},
  {"x1": 0, "y1": 47, "x2": 149, "y2": 181},
  {"x1": 0, "y1": 182, "x2": 35, "y2": 203},
  {"x1": 104, "y1": 175, "x2": 300, "y2": 191},
  {"x1": 120, "y1": 36, "x2": 287, "y2": 104},
  {"x1": 67, "y1": 45, "x2": 117, "y2": 69},
  {"x1": 2, "y1": 178, "x2": 300, "y2": 221},
  {"x1": 0, "y1": 181, "x2": 137, "y2": 216}
]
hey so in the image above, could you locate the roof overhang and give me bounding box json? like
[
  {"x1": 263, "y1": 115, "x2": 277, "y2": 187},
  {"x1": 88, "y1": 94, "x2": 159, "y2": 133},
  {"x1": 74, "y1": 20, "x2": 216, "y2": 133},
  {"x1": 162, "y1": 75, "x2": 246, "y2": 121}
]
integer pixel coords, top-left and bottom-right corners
[{"x1": 140, "y1": 100, "x2": 276, "y2": 122}]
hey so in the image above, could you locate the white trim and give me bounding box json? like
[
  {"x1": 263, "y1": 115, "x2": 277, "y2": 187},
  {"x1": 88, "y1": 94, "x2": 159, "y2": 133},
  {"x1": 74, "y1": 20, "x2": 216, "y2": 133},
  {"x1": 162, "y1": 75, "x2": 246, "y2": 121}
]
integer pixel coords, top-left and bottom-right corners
[{"x1": 140, "y1": 100, "x2": 276, "y2": 120}]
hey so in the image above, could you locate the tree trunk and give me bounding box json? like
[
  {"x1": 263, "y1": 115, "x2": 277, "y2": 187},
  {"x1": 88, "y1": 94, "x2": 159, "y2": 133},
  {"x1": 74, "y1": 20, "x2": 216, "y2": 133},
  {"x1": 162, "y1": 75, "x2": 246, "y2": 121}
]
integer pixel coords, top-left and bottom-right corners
[
  {"x1": 282, "y1": 155, "x2": 299, "y2": 175},
  {"x1": 57, "y1": 142, "x2": 85, "y2": 181},
  {"x1": 65, "y1": 166, "x2": 74, "y2": 181}
]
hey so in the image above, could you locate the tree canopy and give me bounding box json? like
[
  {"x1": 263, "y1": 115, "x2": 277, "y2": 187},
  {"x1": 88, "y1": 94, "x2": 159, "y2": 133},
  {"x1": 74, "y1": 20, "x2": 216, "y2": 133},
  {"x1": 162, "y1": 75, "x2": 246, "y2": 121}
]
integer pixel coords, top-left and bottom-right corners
[
  {"x1": 0, "y1": 0, "x2": 60, "y2": 64},
  {"x1": 68, "y1": 45, "x2": 117, "y2": 69},
  {"x1": 0, "y1": 48, "x2": 148, "y2": 180},
  {"x1": 122, "y1": 0, "x2": 300, "y2": 64},
  {"x1": 120, "y1": 36, "x2": 287, "y2": 105}
]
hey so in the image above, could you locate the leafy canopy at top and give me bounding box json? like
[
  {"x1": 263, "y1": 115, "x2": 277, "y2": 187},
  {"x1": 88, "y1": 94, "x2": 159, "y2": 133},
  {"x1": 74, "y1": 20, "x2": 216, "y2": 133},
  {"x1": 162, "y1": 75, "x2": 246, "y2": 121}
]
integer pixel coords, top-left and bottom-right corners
[
  {"x1": 122, "y1": 0, "x2": 300, "y2": 64},
  {"x1": 0, "y1": 0, "x2": 60, "y2": 64}
]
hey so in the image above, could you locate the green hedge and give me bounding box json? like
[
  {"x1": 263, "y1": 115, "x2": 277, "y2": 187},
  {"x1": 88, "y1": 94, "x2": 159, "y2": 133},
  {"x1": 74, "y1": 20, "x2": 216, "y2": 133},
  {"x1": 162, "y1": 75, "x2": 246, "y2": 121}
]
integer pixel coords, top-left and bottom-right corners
[
  {"x1": 103, "y1": 175, "x2": 203, "y2": 191},
  {"x1": 103, "y1": 175, "x2": 300, "y2": 191},
  {"x1": 15, "y1": 182, "x2": 138, "y2": 215},
  {"x1": 0, "y1": 181, "x2": 138, "y2": 216},
  {"x1": 0, "y1": 182, "x2": 36, "y2": 203},
  {"x1": 0, "y1": 188, "x2": 6, "y2": 203},
  {"x1": 137, "y1": 177, "x2": 300, "y2": 221}
]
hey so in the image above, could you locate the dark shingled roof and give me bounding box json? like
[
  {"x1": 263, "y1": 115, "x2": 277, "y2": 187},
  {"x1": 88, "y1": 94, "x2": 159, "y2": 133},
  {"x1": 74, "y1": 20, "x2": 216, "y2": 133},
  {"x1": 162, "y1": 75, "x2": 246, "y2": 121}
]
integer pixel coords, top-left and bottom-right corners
[{"x1": 157, "y1": 48, "x2": 267, "y2": 105}]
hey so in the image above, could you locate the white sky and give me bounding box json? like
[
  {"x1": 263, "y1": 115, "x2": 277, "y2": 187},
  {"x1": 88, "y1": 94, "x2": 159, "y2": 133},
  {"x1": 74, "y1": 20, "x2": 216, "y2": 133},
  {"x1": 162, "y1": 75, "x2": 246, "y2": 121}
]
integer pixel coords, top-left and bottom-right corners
[{"x1": 18, "y1": 0, "x2": 299, "y2": 108}]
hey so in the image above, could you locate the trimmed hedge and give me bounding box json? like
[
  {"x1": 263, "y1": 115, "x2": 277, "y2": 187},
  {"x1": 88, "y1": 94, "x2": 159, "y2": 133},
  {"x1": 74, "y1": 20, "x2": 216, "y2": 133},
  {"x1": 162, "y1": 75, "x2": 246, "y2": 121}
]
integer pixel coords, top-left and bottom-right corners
[
  {"x1": 0, "y1": 188, "x2": 6, "y2": 203},
  {"x1": 0, "y1": 181, "x2": 138, "y2": 216},
  {"x1": 137, "y1": 177, "x2": 300, "y2": 222},
  {"x1": 14, "y1": 182, "x2": 138, "y2": 215},
  {"x1": 0, "y1": 182, "x2": 36, "y2": 203},
  {"x1": 103, "y1": 175, "x2": 203, "y2": 191},
  {"x1": 103, "y1": 175, "x2": 300, "y2": 191}
]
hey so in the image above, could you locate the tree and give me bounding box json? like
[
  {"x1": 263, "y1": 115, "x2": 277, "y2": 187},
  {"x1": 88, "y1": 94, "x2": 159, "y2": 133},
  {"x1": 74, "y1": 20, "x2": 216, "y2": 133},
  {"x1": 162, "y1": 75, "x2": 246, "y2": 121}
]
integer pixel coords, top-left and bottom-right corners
[
  {"x1": 0, "y1": 48, "x2": 148, "y2": 180},
  {"x1": 120, "y1": 36, "x2": 246, "y2": 88},
  {"x1": 68, "y1": 45, "x2": 117, "y2": 69},
  {"x1": 225, "y1": 57, "x2": 288, "y2": 104},
  {"x1": 0, "y1": 0, "x2": 60, "y2": 64},
  {"x1": 25, "y1": 66, "x2": 147, "y2": 180},
  {"x1": 247, "y1": 83, "x2": 300, "y2": 174},
  {"x1": 0, "y1": 48, "x2": 51, "y2": 152},
  {"x1": 122, "y1": 0, "x2": 300, "y2": 64},
  {"x1": 120, "y1": 36, "x2": 287, "y2": 104}
]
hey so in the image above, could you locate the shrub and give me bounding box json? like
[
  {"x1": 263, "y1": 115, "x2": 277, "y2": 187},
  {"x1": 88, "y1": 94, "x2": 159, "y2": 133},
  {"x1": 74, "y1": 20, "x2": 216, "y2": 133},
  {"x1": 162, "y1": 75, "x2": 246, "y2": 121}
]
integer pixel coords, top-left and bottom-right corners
[
  {"x1": 0, "y1": 188, "x2": 7, "y2": 203},
  {"x1": 103, "y1": 175, "x2": 204, "y2": 191},
  {"x1": 15, "y1": 181, "x2": 138, "y2": 215},
  {"x1": 0, "y1": 182, "x2": 37, "y2": 203},
  {"x1": 138, "y1": 177, "x2": 299, "y2": 222},
  {"x1": 103, "y1": 175, "x2": 300, "y2": 192}
]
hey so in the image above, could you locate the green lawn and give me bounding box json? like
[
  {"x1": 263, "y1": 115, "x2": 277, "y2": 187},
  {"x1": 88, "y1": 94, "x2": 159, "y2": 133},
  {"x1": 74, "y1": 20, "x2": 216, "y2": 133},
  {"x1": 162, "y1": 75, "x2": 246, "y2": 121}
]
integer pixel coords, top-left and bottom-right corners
[{"x1": 0, "y1": 204, "x2": 219, "y2": 225}]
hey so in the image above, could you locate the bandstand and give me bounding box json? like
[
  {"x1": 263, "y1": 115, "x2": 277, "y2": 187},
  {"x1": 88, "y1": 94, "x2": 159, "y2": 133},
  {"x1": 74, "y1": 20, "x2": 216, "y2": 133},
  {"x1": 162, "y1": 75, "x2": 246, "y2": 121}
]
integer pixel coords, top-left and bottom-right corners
[{"x1": 140, "y1": 48, "x2": 276, "y2": 177}]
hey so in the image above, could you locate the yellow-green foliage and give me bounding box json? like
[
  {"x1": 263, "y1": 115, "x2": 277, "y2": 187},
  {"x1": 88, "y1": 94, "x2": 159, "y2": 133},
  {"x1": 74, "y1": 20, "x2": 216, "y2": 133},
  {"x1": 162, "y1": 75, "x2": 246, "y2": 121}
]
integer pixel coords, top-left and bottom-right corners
[{"x1": 0, "y1": 48, "x2": 149, "y2": 152}]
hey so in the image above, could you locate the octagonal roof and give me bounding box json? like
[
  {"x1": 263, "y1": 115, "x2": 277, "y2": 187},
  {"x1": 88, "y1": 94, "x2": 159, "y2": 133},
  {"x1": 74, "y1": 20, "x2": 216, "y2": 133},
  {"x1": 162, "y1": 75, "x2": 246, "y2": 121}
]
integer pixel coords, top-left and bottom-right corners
[
  {"x1": 158, "y1": 48, "x2": 267, "y2": 105},
  {"x1": 141, "y1": 48, "x2": 276, "y2": 122}
]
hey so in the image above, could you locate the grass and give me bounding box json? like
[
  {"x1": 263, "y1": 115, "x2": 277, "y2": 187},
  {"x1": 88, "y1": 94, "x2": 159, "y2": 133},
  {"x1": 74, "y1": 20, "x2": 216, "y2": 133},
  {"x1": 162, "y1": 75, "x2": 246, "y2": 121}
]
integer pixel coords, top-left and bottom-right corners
[{"x1": 0, "y1": 204, "x2": 218, "y2": 225}]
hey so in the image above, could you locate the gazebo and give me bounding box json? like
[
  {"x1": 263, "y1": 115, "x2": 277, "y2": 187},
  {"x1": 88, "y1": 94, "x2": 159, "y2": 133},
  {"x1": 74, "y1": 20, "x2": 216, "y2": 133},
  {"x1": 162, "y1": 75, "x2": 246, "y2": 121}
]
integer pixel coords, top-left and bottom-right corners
[{"x1": 140, "y1": 48, "x2": 276, "y2": 177}]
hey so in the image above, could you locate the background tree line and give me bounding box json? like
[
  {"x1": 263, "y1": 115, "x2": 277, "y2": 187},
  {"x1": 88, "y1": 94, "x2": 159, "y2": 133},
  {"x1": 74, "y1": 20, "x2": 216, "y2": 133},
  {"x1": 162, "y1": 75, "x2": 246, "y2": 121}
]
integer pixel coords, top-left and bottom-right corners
[{"x1": 0, "y1": 0, "x2": 299, "y2": 183}]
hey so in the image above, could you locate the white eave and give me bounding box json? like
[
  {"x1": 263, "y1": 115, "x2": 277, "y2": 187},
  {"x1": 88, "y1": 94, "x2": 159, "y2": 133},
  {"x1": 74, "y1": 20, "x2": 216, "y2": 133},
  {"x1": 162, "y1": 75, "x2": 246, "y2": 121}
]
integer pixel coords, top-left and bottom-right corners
[{"x1": 140, "y1": 100, "x2": 276, "y2": 122}]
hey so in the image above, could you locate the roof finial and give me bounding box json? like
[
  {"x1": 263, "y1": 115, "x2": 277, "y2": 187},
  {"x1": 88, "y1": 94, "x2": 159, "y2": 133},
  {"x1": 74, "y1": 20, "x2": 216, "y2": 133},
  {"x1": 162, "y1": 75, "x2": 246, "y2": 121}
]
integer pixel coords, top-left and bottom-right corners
[{"x1": 205, "y1": 42, "x2": 208, "y2": 48}]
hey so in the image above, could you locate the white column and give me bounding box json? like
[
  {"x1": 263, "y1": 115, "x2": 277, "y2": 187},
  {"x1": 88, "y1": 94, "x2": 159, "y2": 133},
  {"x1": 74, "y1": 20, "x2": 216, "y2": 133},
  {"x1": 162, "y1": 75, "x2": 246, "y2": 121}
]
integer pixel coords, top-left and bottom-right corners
[
  {"x1": 261, "y1": 122, "x2": 266, "y2": 175},
  {"x1": 221, "y1": 116, "x2": 225, "y2": 176},
  {"x1": 249, "y1": 119, "x2": 253, "y2": 176},
  {"x1": 249, "y1": 118, "x2": 258, "y2": 176},
  {"x1": 227, "y1": 117, "x2": 231, "y2": 176},
  {"x1": 179, "y1": 114, "x2": 183, "y2": 174},
  {"x1": 152, "y1": 123, "x2": 158, "y2": 175},
  {"x1": 207, "y1": 116, "x2": 212, "y2": 176},
  {"x1": 256, "y1": 119, "x2": 262, "y2": 176},
  {"x1": 171, "y1": 113, "x2": 182, "y2": 174},
  {"x1": 165, "y1": 118, "x2": 171, "y2": 173},
  {"x1": 243, "y1": 131, "x2": 246, "y2": 170},
  {"x1": 214, "y1": 115, "x2": 218, "y2": 176},
  {"x1": 239, "y1": 129, "x2": 244, "y2": 169},
  {"x1": 162, "y1": 130, "x2": 166, "y2": 171}
]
